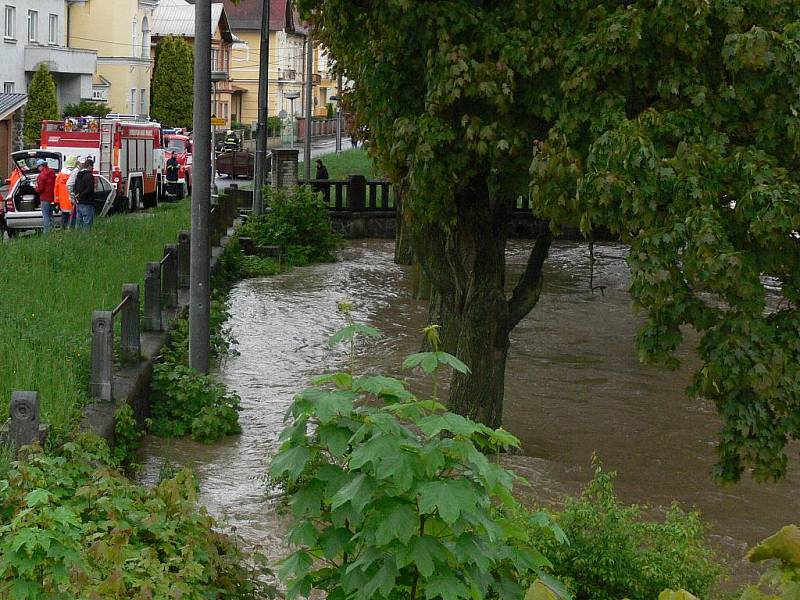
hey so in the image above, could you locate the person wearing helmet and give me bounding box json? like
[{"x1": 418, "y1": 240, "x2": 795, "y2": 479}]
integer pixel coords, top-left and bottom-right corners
[
  {"x1": 34, "y1": 158, "x2": 56, "y2": 234},
  {"x1": 55, "y1": 155, "x2": 78, "y2": 229}
]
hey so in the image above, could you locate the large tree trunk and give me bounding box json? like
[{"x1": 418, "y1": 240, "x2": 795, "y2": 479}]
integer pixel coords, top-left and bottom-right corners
[
  {"x1": 394, "y1": 183, "x2": 414, "y2": 266},
  {"x1": 412, "y1": 179, "x2": 552, "y2": 428}
]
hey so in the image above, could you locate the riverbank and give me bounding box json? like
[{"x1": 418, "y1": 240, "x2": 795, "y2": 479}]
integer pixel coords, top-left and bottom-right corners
[{"x1": 0, "y1": 203, "x2": 190, "y2": 461}]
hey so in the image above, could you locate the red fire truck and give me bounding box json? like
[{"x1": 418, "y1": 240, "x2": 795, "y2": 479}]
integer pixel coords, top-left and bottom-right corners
[
  {"x1": 162, "y1": 130, "x2": 193, "y2": 200},
  {"x1": 40, "y1": 115, "x2": 163, "y2": 212}
]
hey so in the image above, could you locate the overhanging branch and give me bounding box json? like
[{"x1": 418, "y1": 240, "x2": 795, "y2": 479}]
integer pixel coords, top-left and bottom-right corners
[{"x1": 508, "y1": 229, "x2": 553, "y2": 330}]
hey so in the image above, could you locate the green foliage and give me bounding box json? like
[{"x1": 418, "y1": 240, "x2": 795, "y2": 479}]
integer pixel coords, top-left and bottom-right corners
[
  {"x1": 62, "y1": 100, "x2": 112, "y2": 118},
  {"x1": 240, "y1": 185, "x2": 342, "y2": 265},
  {"x1": 300, "y1": 0, "x2": 800, "y2": 481},
  {"x1": 740, "y1": 525, "x2": 800, "y2": 600},
  {"x1": 273, "y1": 322, "x2": 563, "y2": 599},
  {"x1": 110, "y1": 402, "x2": 142, "y2": 465},
  {"x1": 24, "y1": 63, "x2": 59, "y2": 147},
  {"x1": 149, "y1": 363, "x2": 241, "y2": 444},
  {"x1": 151, "y1": 36, "x2": 194, "y2": 127},
  {"x1": 268, "y1": 116, "x2": 283, "y2": 137},
  {"x1": 0, "y1": 435, "x2": 277, "y2": 599},
  {"x1": 531, "y1": 461, "x2": 723, "y2": 600}
]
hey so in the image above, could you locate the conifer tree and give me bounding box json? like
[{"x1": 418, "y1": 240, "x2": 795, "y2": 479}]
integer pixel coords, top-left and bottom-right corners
[
  {"x1": 23, "y1": 63, "x2": 59, "y2": 147},
  {"x1": 151, "y1": 36, "x2": 194, "y2": 128}
]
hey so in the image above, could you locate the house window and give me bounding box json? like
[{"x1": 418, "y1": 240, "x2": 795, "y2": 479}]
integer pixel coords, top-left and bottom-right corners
[
  {"x1": 92, "y1": 89, "x2": 105, "y2": 101},
  {"x1": 130, "y1": 88, "x2": 136, "y2": 113},
  {"x1": 141, "y1": 16, "x2": 149, "y2": 58},
  {"x1": 3, "y1": 81, "x2": 13, "y2": 93},
  {"x1": 4, "y1": 5, "x2": 15, "y2": 39},
  {"x1": 48, "y1": 14, "x2": 56, "y2": 44},
  {"x1": 211, "y1": 48, "x2": 219, "y2": 70},
  {"x1": 140, "y1": 89, "x2": 146, "y2": 115},
  {"x1": 27, "y1": 10, "x2": 37, "y2": 43}
]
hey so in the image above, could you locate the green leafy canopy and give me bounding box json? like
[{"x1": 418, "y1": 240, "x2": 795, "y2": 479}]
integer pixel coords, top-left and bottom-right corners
[{"x1": 300, "y1": 0, "x2": 800, "y2": 482}]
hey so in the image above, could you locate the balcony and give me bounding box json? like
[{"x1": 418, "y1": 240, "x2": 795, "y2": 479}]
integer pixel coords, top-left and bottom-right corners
[
  {"x1": 278, "y1": 69, "x2": 297, "y2": 82},
  {"x1": 24, "y1": 45, "x2": 96, "y2": 75}
]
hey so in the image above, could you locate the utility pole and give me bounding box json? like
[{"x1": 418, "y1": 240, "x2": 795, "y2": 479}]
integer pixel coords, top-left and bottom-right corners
[
  {"x1": 189, "y1": 0, "x2": 211, "y2": 373},
  {"x1": 304, "y1": 37, "x2": 313, "y2": 180},
  {"x1": 336, "y1": 74, "x2": 342, "y2": 154},
  {"x1": 253, "y1": 0, "x2": 270, "y2": 216}
]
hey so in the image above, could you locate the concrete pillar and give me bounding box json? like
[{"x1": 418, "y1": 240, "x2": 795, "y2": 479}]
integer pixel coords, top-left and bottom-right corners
[
  {"x1": 7, "y1": 391, "x2": 46, "y2": 451},
  {"x1": 348, "y1": 175, "x2": 367, "y2": 211},
  {"x1": 119, "y1": 284, "x2": 141, "y2": 362},
  {"x1": 271, "y1": 148, "x2": 299, "y2": 191},
  {"x1": 90, "y1": 311, "x2": 114, "y2": 400},
  {"x1": 162, "y1": 245, "x2": 178, "y2": 308},
  {"x1": 143, "y1": 262, "x2": 162, "y2": 331},
  {"x1": 177, "y1": 230, "x2": 190, "y2": 288}
]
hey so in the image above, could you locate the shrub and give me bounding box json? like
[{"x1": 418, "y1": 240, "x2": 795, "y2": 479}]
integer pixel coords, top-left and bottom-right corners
[
  {"x1": 62, "y1": 100, "x2": 112, "y2": 118},
  {"x1": 531, "y1": 460, "x2": 724, "y2": 600},
  {"x1": 240, "y1": 185, "x2": 342, "y2": 266},
  {"x1": 151, "y1": 36, "x2": 194, "y2": 127},
  {"x1": 0, "y1": 435, "x2": 276, "y2": 599},
  {"x1": 272, "y1": 320, "x2": 566, "y2": 599},
  {"x1": 149, "y1": 363, "x2": 242, "y2": 443}
]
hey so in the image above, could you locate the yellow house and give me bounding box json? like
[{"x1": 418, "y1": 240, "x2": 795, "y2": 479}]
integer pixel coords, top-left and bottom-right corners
[
  {"x1": 67, "y1": 0, "x2": 157, "y2": 116},
  {"x1": 222, "y1": 0, "x2": 315, "y2": 126}
]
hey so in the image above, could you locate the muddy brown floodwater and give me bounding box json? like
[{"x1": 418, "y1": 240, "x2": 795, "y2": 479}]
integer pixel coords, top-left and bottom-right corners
[{"x1": 139, "y1": 239, "x2": 800, "y2": 583}]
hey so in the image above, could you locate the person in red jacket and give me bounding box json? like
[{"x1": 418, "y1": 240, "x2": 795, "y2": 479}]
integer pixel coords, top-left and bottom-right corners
[{"x1": 34, "y1": 159, "x2": 56, "y2": 234}]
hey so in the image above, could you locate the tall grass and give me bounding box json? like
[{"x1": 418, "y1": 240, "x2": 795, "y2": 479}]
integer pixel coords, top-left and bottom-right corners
[{"x1": 0, "y1": 203, "x2": 191, "y2": 442}]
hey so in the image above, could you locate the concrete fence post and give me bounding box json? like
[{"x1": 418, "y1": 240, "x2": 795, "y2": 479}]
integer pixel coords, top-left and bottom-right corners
[
  {"x1": 7, "y1": 391, "x2": 48, "y2": 452},
  {"x1": 177, "y1": 230, "x2": 190, "y2": 288},
  {"x1": 162, "y1": 245, "x2": 178, "y2": 308},
  {"x1": 209, "y1": 205, "x2": 221, "y2": 248},
  {"x1": 90, "y1": 311, "x2": 114, "y2": 400},
  {"x1": 348, "y1": 175, "x2": 367, "y2": 211},
  {"x1": 144, "y1": 262, "x2": 163, "y2": 331},
  {"x1": 120, "y1": 284, "x2": 141, "y2": 362}
]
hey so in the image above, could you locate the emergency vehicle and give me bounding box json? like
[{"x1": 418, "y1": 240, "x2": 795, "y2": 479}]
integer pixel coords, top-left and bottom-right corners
[
  {"x1": 162, "y1": 129, "x2": 193, "y2": 200},
  {"x1": 40, "y1": 115, "x2": 163, "y2": 212}
]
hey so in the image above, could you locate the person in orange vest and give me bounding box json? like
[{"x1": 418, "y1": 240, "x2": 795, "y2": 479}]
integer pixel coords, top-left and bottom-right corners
[
  {"x1": 55, "y1": 155, "x2": 78, "y2": 229},
  {"x1": 7, "y1": 165, "x2": 21, "y2": 192}
]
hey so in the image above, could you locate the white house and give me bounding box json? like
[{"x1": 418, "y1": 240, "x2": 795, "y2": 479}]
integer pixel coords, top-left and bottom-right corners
[{"x1": 1, "y1": 0, "x2": 96, "y2": 109}]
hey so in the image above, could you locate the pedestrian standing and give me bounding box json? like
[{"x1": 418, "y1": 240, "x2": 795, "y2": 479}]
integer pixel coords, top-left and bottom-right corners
[
  {"x1": 72, "y1": 157, "x2": 96, "y2": 230},
  {"x1": 315, "y1": 159, "x2": 330, "y2": 204},
  {"x1": 350, "y1": 131, "x2": 358, "y2": 149},
  {"x1": 55, "y1": 155, "x2": 78, "y2": 229},
  {"x1": 34, "y1": 159, "x2": 56, "y2": 235}
]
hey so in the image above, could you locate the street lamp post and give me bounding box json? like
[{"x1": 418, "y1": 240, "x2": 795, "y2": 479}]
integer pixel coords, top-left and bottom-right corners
[{"x1": 284, "y1": 91, "x2": 300, "y2": 149}]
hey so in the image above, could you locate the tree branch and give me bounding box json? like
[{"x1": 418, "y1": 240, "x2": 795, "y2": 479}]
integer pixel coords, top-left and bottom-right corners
[{"x1": 507, "y1": 229, "x2": 553, "y2": 331}]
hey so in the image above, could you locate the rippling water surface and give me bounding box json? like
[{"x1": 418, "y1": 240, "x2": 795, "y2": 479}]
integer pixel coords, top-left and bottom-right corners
[{"x1": 139, "y1": 239, "x2": 800, "y2": 578}]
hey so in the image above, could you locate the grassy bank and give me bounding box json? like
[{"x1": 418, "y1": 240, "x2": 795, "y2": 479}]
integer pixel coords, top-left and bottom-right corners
[
  {"x1": 299, "y1": 146, "x2": 380, "y2": 179},
  {"x1": 0, "y1": 203, "x2": 191, "y2": 440}
]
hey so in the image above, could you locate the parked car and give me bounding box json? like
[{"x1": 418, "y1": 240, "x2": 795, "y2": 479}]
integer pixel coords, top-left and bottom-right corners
[{"x1": 3, "y1": 150, "x2": 116, "y2": 235}]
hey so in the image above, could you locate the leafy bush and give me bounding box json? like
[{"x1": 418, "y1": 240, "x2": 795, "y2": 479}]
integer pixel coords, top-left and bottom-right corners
[
  {"x1": 272, "y1": 321, "x2": 566, "y2": 599},
  {"x1": 240, "y1": 185, "x2": 342, "y2": 266},
  {"x1": 267, "y1": 116, "x2": 283, "y2": 137},
  {"x1": 531, "y1": 460, "x2": 723, "y2": 600},
  {"x1": 149, "y1": 363, "x2": 242, "y2": 443},
  {"x1": 739, "y1": 525, "x2": 800, "y2": 600},
  {"x1": 62, "y1": 101, "x2": 112, "y2": 118},
  {"x1": 0, "y1": 435, "x2": 276, "y2": 599},
  {"x1": 24, "y1": 64, "x2": 59, "y2": 146},
  {"x1": 111, "y1": 402, "x2": 143, "y2": 465}
]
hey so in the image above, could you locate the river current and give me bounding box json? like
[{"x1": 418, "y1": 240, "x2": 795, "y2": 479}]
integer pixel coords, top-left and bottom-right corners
[{"x1": 139, "y1": 239, "x2": 800, "y2": 580}]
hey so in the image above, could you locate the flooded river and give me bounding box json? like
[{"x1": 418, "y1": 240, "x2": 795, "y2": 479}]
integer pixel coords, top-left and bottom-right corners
[{"x1": 139, "y1": 239, "x2": 800, "y2": 579}]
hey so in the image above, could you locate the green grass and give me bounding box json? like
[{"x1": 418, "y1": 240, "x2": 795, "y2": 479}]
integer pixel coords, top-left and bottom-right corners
[
  {"x1": 300, "y1": 147, "x2": 381, "y2": 180},
  {"x1": 0, "y1": 202, "x2": 191, "y2": 442},
  {"x1": 240, "y1": 148, "x2": 380, "y2": 191}
]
